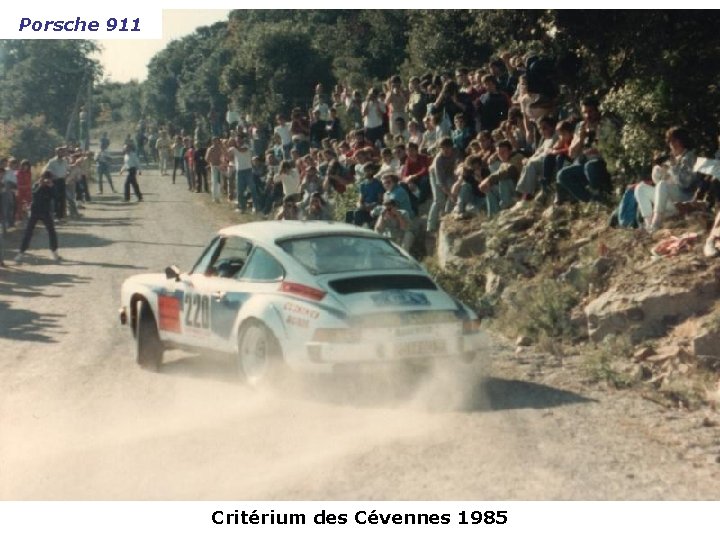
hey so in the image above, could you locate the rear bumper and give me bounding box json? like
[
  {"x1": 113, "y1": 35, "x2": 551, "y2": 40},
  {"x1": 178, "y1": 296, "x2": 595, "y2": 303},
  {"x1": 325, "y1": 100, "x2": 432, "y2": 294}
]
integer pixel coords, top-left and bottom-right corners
[{"x1": 303, "y1": 325, "x2": 484, "y2": 366}]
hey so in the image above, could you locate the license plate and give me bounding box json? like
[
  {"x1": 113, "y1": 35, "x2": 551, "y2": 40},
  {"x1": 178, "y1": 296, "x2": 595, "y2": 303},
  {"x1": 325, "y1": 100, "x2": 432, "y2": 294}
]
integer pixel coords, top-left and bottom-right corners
[{"x1": 394, "y1": 339, "x2": 447, "y2": 358}]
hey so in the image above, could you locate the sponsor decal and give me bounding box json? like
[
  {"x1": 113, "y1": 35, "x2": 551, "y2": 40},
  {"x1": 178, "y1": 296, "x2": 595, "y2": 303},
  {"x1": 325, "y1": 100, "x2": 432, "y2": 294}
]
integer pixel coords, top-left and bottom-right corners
[
  {"x1": 286, "y1": 315, "x2": 310, "y2": 328},
  {"x1": 283, "y1": 302, "x2": 319, "y2": 320},
  {"x1": 158, "y1": 294, "x2": 181, "y2": 333}
]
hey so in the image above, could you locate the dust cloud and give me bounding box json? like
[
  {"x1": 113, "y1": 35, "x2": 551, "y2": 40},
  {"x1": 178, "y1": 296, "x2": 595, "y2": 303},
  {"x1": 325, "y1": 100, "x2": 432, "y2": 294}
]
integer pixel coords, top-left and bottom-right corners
[{"x1": 0, "y1": 340, "x2": 493, "y2": 500}]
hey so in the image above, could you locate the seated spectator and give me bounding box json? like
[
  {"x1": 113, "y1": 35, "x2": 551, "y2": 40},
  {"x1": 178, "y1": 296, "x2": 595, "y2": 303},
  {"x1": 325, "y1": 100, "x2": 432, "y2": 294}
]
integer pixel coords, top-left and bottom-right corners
[
  {"x1": 635, "y1": 128, "x2": 698, "y2": 231},
  {"x1": 401, "y1": 142, "x2": 431, "y2": 202},
  {"x1": 704, "y1": 209, "x2": 720, "y2": 258},
  {"x1": 420, "y1": 116, "x2": 439, "y2": 155},
  {"x1": 451, "y1": 114, "x2": 472, "y2": 157},
  {"x1": 475, "y1": 130, "x2": 496, "y2": 164},
  {"x1": 515, "y1": 115, "x2": 557, "y2": 203},
  {"x1": 452, "y1": 161, "x2": 485, "y2": 217},
  {"x1": 479, "y1": 140, "x2": 521, "y2": 216},
  {"x1": 276, "y1": 195, "x2": 300, "y2": 220},
  {"x1": 378, "y1": 173, "x2": 416, "y2": 219},
  {"x1": 350, "y1": 162, "x2": 383, "y2": 227},
  {"x1": 408, "y1": 120, "x2": 423, "y2": 147},
  {"x1": 300, "y1": 165, "x2": 323, "y2": 201},
  {"x1": 556, "y1": 96, "x2": 614, "y2": 203},
  {"x1": 378, "y1": 147, "x2": 402, "y2": 178},
  {"x1": 302, "y1": 192, "x2": 333, "y2": 221},
  {"x1": 276, "y1": 160, "x2": 301, "y2": 199},
  {"x1": 375, "y1": 195, "x2": 413, "y2": 252}
]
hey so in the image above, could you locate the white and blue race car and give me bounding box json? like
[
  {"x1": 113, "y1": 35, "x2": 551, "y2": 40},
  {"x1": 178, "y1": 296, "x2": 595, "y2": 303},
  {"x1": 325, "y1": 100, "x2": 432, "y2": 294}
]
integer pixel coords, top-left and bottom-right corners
[{"x1": 119, "y1": 221, "x2": 483, "y2": 384}]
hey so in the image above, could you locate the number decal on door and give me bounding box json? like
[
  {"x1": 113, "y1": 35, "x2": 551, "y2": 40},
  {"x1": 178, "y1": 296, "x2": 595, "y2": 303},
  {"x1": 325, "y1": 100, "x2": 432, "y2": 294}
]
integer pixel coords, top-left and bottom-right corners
[{"x1": 184, "y1": 293, "x2": 210, "y2": 329}]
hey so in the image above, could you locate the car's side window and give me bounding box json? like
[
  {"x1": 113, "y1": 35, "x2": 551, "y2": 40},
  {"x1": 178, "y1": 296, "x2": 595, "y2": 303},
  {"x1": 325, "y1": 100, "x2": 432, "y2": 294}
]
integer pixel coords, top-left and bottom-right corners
[
  {"x1": 191, "y1": 236, "x2": 221, "y2": 275},
  {"x1": 239, "y1": 247, "x2": 284, "y2": 282},
  {"x1": 207, "y1": 237, "x2": 253, "y2": 278}
]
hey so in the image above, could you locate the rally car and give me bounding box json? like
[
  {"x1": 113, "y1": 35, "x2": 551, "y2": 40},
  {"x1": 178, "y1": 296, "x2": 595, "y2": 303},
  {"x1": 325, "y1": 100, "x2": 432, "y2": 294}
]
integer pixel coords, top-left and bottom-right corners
[{"x1": 119, "y1": 221, "x2": 483, "y2": 384}]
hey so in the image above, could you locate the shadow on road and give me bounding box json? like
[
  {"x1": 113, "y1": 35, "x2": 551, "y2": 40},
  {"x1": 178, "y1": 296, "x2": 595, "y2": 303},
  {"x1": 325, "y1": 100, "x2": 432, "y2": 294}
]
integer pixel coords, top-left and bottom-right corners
[
  {"x1": 0, "y1": 268, "x2": 91, "y2": 298},
  {"x1": 0, "y1": 300, "x2": 66, "y2": 343},
  {"x1": 466, "y1": 376, "x2": 593, "y2": 411}
]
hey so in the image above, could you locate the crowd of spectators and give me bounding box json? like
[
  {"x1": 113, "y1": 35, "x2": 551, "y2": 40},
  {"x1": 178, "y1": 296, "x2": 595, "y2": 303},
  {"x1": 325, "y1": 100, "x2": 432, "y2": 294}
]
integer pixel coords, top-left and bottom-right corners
[
  {"x1": 150, "y1": 51, "x2": 719, "y2": 259},
  {"x1": 4, "y1": 51, "x2": 720, "y2": 265}
]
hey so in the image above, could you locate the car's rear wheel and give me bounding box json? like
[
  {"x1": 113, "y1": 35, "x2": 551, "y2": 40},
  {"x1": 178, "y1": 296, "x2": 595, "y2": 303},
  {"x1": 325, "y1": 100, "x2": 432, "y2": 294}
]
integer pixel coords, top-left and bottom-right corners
[
  {"x1": 237, "y1": 321, "x2": 284, "y2": 387},
  {"x1": 135, "y1": 299, "x2": 163, "y2": 372}
]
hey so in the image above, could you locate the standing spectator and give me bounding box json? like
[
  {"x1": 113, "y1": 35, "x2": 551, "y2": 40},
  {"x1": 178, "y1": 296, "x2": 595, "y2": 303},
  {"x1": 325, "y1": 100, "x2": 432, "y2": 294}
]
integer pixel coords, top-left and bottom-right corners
[
  {"x1": 206, "y1": 137, "x2": 225, "y2": 203},
  {"x1": 43, "y1": 147, "x2": 69, "y2": 221},
  {"x1": 15, "y1": 171, "x2": 61, "y2": 263},
  {"x1": 229, "y1": 135, "x2": 258, "y2": 213},
  {"x1": 184, "y1": 138, "x2": 195, "y2": 191},
  {"x1": 171, "y1": 135, "x2": 185, "y2": 185},
  {"x1": 326, "y1": 107, "x2": 343, "y2": 141},
  {"x1": 156, "y1": 130, "x2": 172, "y2": 176},
  {"x1": 477, "y1": 75, "x2": 510, "y2": 132},
  {"x1": 2, "y1": 158, "x2": 18, "y2": 229},
  {"x1": 309, "y1": 110, "x2": 326, "y2": 149},
  {"x1": 290, "y1": 108, "x2": 310, "y2": 156},
  {"x1": 96, "y1": 147, "x2": 116, "y2": 194},
  {"x1": 16, "y1": 160, "x2": 32, "y2": 222},
  {"x1": 362, "y1": 88, "x2": 387, "y2": 147},
  {"x1": 274, "y1": 114, "x2": 293, "y2": 159},
  {"x1": 120, "y1": 144, "x2": 143, "y2": 202},
  {"x1": 406, "y1": 77, "x2": 428, "y2": 126},
  {"x1": 385, "y1": 75, "x2": 408, "y2": 136},
  {"x1": 427, "y1": 138, "x2": 457, "y2": 232},
  {"x1": 135, "y1": 118, "x2": 149, "y2": 165},
  {"x1": 100, "y1": 131, "x2": 110, "y2": 151},
  {"x1": 194, "y1": 143, "x2": 209, "y2": 194}
]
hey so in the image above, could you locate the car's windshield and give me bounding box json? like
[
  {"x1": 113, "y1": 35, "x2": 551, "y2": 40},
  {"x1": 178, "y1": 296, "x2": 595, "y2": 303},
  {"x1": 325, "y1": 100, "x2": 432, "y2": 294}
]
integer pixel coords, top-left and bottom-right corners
[{"x1": 277, "y1": 234, "x2": 420, "y2": 275}]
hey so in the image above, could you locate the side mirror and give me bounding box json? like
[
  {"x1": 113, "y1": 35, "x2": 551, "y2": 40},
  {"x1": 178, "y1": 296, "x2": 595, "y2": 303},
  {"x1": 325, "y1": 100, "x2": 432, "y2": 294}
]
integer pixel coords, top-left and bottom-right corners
[{"x1": 165, "y1": 265, "x2": 181, "y2": 282}]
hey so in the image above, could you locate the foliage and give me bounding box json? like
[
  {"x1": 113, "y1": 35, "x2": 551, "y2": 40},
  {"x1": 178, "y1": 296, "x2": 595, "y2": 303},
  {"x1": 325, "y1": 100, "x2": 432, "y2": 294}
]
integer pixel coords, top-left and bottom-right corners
[
  {"x1": 94, "y1": 81, "x2": 143, "y2": 124},
  {"x1": 0, "y1": 115, "x2": 64, "y2": 164},
  {"x1": 583, "y1": 334, "x2": 636, "y2": 389},
  {"x1": 495, "y1": 279, "x2": 580, "y2": 341},
  {"x1": 0, "y1": 40, "x2": 100, "y2": 133}
]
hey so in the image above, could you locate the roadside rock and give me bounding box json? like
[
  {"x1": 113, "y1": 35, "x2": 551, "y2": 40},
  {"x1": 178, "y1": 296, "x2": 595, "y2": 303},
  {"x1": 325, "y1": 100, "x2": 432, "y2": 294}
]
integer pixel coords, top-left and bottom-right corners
[
  {"x1": 437, "y1": 220, "x2": 485, "y2": 268},
  {"x1": 516, "y1": 335, "x2": 532, "y2": 347},
  {"x1": 585, "y1": 277, "x2": 720, "y2": 343},
  {"x1": 692, "y1": 324, "x2": 720, "y2": 357}
]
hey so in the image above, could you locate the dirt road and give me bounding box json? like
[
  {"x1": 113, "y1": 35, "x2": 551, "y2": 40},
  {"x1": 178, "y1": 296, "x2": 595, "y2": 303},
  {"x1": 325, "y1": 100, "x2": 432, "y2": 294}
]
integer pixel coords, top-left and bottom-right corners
[{"x1": 1, "y1": 165, "x2": 719, "y2": 500}]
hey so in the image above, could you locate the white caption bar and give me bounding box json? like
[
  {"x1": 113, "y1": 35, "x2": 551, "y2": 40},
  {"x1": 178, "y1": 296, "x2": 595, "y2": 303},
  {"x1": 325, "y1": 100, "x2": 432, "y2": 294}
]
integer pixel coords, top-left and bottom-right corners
[
  {"x1": 1, "y1": 9, "x2": 162, "y2": 39},
  {"x1": 1, "y1": 501, "x2": 719, "y2": 539}
]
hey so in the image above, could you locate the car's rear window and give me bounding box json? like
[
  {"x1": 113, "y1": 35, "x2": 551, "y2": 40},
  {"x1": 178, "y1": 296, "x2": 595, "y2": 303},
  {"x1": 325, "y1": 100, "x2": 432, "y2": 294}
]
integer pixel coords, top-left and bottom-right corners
[{"x1": 277, "y1": 235, "x2": 420, "y2": 275}]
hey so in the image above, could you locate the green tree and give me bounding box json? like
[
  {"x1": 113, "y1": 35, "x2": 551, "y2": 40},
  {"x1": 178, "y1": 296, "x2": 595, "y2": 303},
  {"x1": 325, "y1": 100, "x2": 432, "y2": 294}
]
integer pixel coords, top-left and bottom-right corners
[{"x1": 0, "y1": 40, "x2": 100, "y2": 133}]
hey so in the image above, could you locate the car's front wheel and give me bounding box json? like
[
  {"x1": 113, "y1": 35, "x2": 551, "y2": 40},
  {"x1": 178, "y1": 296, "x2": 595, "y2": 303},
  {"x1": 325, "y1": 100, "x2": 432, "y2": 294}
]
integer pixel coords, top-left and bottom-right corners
[
  {"x1": 237, "y1": 321, "x2": 284, "y2": 387},
  {"x1": 135, "y1": 299, "x2": 163, "y2": 372}
]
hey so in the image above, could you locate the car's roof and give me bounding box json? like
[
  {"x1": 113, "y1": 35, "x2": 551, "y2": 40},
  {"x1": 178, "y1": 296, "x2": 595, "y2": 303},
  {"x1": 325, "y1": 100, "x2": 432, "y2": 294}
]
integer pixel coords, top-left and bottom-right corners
[{"x1": 218, "y1": 220, "x2": 380, "y2": 242}]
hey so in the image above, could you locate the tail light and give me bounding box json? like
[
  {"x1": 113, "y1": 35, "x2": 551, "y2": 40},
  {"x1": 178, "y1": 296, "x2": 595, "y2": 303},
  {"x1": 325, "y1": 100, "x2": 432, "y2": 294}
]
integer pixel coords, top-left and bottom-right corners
[
  {"x1": 279, "y1": 281, "x2": 326, "y2": 301},
  {"x1": 462, "y1": 319, "x2": 482, "y2": 334}
]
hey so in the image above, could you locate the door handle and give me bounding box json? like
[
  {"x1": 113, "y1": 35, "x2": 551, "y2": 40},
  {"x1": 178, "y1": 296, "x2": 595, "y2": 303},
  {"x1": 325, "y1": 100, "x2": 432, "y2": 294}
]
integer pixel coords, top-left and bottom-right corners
[{"x1": 211, "y1": 291, "x2": 226, "y2": 301}]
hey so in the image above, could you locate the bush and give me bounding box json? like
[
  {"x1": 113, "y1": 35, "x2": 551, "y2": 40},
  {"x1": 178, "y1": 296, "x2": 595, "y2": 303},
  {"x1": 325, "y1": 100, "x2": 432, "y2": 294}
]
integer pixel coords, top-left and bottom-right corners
[
  {"x1": 495, "y1": 279, "x2": 581, "y2": 341},
  {"x1": 0, "y1": 116, "x2": 64, "y2": 164}
]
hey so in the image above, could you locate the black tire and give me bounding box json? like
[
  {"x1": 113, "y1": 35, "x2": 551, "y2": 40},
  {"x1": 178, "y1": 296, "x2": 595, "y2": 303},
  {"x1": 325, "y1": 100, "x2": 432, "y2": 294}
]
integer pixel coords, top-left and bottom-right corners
[
  {"x1": 135, "y1": 299, "x2": 163, "y2": 372},
  {"x1": 237, "y1": 321, "x2": 284, "y2": 387}
]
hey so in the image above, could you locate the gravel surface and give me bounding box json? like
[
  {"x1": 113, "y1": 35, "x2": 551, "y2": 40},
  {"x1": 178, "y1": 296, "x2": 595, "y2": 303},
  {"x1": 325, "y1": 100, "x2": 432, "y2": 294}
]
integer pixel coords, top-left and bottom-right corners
[{"x1": 1, "y1": 163, "x2": 719, "y2": 500}]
